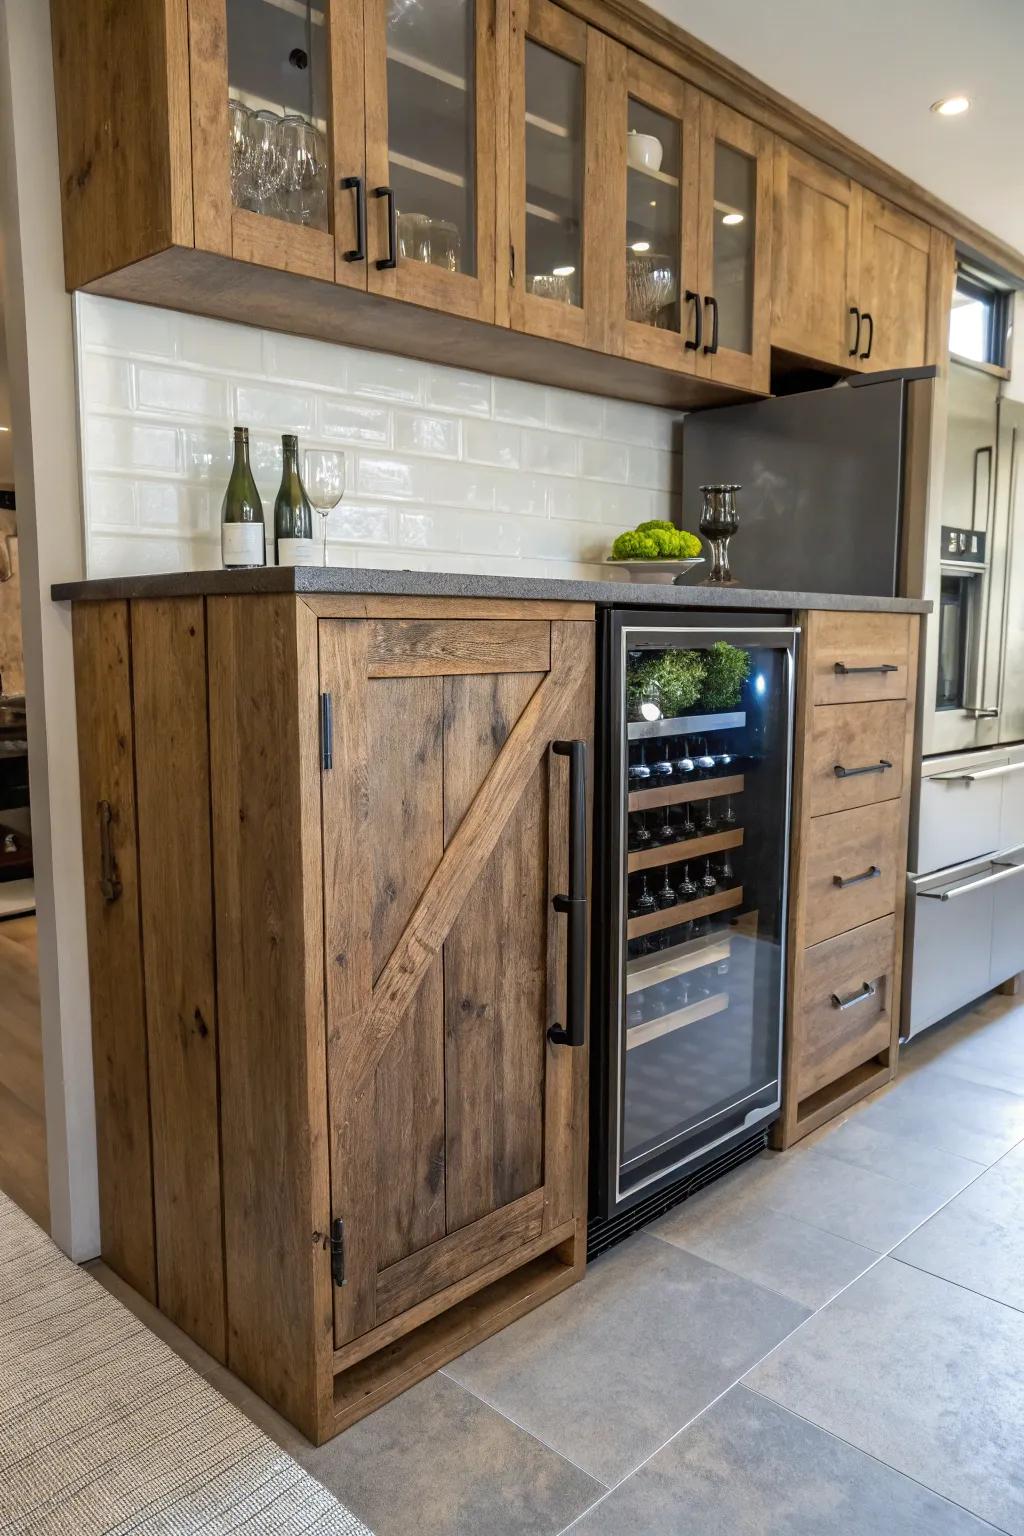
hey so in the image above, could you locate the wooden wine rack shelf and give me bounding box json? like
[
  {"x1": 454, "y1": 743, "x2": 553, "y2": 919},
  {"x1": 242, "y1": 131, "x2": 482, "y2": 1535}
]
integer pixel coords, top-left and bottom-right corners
[
  {"x1": 628, "y1": 772, "x2": 745, "y2": 814},
  {"x1": 626, "y1": 936, "x2": 731, "y2": 994},
  {"x1": 627, "y1": 826, "x2": 743, "y2": 874},
  {"x1": 626, "y1": 884, "x2": 743, "y2": 941},
  {"x1": 626, "y1": 991, "x2": 729, "y2": 1050}
]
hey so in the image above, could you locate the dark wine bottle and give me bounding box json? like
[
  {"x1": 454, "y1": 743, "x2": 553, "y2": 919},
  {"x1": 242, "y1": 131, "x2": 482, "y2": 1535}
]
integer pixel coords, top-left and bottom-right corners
[
  {"x1": 676, "y1": 863, "x2": 698, "y2": 903},
  {"x1": 220, "y1": 426, "x2": 265, "y2": 569},
  {"x1": 274, "y1": 434, "x2": 317, "y2": 567}
]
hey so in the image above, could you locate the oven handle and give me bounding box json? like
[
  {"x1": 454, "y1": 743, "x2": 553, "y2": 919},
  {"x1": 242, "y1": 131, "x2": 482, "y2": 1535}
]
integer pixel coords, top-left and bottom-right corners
[
  {"x1": 930, "y1": 761, "x2": 1024, "y2": 784},
  {"x1": 918, "y1": 860, "x2": 1024, "y2": 902}
]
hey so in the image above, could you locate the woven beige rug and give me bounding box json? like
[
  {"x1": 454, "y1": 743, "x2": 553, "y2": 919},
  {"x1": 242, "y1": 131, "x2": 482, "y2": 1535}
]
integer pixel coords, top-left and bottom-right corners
[{"x1": 0, "y1": 1191, "x2": 372, "y2": 1535}]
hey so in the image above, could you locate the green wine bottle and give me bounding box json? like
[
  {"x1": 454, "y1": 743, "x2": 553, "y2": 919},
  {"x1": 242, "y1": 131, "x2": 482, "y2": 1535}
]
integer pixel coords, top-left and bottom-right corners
[
  {"x1": 274, "y1": 434, "x2": 316, "y2": 566},
  {"x1": 220, "y1": 426, "x2": 265, "y2": 569}
]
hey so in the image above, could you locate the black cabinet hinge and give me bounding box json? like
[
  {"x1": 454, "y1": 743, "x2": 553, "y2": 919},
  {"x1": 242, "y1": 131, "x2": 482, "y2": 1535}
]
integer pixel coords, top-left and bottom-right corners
[
  {"x1": 320, "y1": 691, "x2": 333, "y2": 771},
  {"x1": 330, "y1": 1217, "x2": 346, "y2": 1286}
]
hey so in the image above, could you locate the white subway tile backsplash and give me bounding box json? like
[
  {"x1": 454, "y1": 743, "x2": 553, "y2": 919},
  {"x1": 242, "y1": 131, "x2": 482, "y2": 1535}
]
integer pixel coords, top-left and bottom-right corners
[
  {"x1": 463, "y1": 419, "x2": 520, "y2": 468},
  {"x1": 136, "y1": 365, "x2": 228, "y2": 420},
  {"x1": 393, "y1": 411, "x2": 460, "y2": 458},
  {"x1": 521, "y1": 428, "x2": 579, "y2": 478},
  {"x1": 234, "y1": 383, "x2": 315, "y2": 432},
  {"x1": 76, "y1": 294, "x2": 683, "y2": 580},
  {"x1": 319, "y1": 397, "x2": 391, "y2": 445}
]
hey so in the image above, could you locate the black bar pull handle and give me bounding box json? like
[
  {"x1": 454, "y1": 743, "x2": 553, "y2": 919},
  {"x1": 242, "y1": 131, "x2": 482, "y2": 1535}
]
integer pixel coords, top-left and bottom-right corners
[
  {"x1": 833, "y1": 758, "x2": 893, "y2": 779},
  {"x1": 373, "y1": 185, "x2": 397, "y2": 270},
  {"x1": 97, "y1": 800, "x2": 122, "y2": 904},
  {"x1": 831, "y1": 980, "x2": 877, "y2": 1011},
  {"x1": 320, "y1": 692, "x2": 334, "y2": 771},
  {"x1": 703, "y1": 294, "x2": 720, "y2": 355},
  {"x1": 848, "y1": 305, "x2": 861, "y2": 357},
  {"x1": 340, "y1": 175, "x2": 366, "y2": 263},
  {"x1": 833, "y1": 661, "x2": 899, "y2": 676},
  {"x1": 548, "y1": 739, "x2": 587, "y2": 1048},
  {"x1": 833, "y1": 864, "x2": 881, "y2": 889},
  {"x1": 859, "y1": 310, "x2": 874, "y2": 360},
  {"x1": 684, "y1": 291, "x2": 702, "y2": 351}
]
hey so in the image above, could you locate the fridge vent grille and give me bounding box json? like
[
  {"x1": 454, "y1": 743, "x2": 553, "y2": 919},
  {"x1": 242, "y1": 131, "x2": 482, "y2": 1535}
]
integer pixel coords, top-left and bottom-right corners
[{"x1": 586, "y1": 1129, "x2": 767, "y2": 1261}]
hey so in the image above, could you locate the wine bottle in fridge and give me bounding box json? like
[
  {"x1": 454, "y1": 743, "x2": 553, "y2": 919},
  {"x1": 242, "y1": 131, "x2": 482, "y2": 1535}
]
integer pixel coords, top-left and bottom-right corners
[{"x1": 221, "y1": 426, "x2": 265, "y2": 569}]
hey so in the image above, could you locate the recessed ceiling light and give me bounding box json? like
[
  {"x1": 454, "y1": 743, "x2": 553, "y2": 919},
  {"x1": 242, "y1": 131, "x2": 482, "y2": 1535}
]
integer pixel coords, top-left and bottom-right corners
[
  {"x1": 931, "y1": 95, "x2": 970, "y2": 116},
  {"x1": 630, "y1": 240, "x2": 651, "y2": 253},
  {"x1": 551, "y1": 265, "x2": 575, "y2": 277},
  {"x1": 721, "y1": 211, "x2": 744, "y2": 226}
]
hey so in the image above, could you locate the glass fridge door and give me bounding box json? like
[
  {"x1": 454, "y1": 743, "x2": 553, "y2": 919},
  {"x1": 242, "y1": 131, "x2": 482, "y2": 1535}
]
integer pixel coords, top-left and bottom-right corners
[{"x1": 611, "y1": 620, "x2": 795, "y2": 1206}]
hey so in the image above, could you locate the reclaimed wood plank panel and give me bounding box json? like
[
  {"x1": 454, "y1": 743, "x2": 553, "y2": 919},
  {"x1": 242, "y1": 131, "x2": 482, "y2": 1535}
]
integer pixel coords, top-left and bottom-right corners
[
  {"x1": 367, "y1": 619, "x2": 550, "y2": 678},
  {"x1": 207, "y1": 594, "x2": 331, "y2": 1440},
  {"x1": 72, "y1": 601, "x2": 156, "y2": 1302},
  {"x1": 443, "y1": 671, "x2": 547, "y2": 1233},
  {"x1": 131, "y1": 597, "x2": 225, "y2": 1362}
]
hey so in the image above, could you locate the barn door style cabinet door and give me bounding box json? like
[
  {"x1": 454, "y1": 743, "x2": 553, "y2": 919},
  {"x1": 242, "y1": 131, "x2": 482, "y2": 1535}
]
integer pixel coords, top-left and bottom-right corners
[{"x1": 69, "y1": 591, "x2": 594, "y2": 1444}]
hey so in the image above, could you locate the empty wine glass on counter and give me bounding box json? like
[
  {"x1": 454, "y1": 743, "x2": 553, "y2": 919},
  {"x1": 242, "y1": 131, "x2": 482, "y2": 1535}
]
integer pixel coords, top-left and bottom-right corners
[{"x1": 303, "y1": 449, "x2": 346, "y2": 566}]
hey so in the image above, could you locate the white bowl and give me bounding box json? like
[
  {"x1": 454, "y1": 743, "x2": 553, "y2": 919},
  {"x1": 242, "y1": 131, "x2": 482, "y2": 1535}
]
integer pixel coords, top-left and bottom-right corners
[
  {"x1": 604, "y1": 557, "x2": 704, "y2": 585},
  {"x1": 627, "y1": 132, "x2": 664, "y2": 172}
]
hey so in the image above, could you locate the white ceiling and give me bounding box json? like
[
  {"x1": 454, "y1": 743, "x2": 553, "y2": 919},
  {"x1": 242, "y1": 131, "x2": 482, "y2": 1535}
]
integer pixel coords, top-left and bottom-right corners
[{"x1": 651, "y1": 0, "x2": 1024, "y2": 259}]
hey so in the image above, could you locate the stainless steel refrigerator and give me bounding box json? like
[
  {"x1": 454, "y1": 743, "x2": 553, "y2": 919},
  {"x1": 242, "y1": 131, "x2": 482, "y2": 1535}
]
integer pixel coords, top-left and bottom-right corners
[{"x1": 589, "y1": 609, "x2": 796, "y2": 1249}]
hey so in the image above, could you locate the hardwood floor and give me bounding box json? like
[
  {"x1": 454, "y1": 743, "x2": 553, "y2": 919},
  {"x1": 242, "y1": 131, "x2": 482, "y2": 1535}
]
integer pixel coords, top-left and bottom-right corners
[{"x1": 0, "y1": 915, "x2": 48, "y2": 1231}]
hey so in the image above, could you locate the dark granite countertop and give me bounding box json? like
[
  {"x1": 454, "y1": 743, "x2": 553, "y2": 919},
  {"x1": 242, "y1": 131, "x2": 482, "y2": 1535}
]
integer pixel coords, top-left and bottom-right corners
[{"x1": 51, "y1": 566, "x2": 931, "y2": 614}]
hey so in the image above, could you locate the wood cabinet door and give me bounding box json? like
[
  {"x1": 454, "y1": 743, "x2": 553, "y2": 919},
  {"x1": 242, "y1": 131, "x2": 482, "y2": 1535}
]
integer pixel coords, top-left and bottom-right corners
[
  {"x1": 363, "y1": 0, "x2": 498, "y2": 320},
  {"x1": 607, "y1": 52, "x2": 701, "y2": 374},
  {"x1": 858, "y1": 190, "x2": 932, "y2": 372},
  {"x1": 694, "y1": 95, "x2": 773, "y2": 392},
  {"x1": 188, "y1": 0, "x2": 367, "y2": 288},
  {"x1": 507, "y1": 0, "x2": 620, "y2": 352},
  {"x1": 320, "y1": 614, "x2": 593, "y2": 1348},
  {"x1": 771, "y1": 143, "x2": 862, "y2": 369}
]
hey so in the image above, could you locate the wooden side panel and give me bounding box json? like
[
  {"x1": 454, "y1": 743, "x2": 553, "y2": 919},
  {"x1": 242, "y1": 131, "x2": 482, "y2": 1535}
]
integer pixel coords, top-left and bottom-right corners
[
  {"x1": 72, "y1": 601, "x2": 156, "y2": 1302},
  {"x1": 187, "y1": 0, "x2": 231, "y2": 256},
  {"x1": 50, "y1": 0, "x2": 194, "y2": 289},
  {"x1": 368, "y1": 678, "x2": 446, "y2": 1269},
  {"x1": 443, "y1": 672, "x2": 548, "y2": 1233},
  {"x1": 207, "y1": 595, "x2": 331, "y2": 1440},
  {"x1": 130, "y1": 598, "x2": 225, "y2": 1362}
]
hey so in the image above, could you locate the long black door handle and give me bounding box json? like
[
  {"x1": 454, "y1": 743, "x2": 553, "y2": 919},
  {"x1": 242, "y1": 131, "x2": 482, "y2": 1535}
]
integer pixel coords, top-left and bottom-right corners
[
  {"x1": 859, "y1": 311, "x2": 874, "y2": 360},
  {"x1": 373, "y1": 185, "x2": 397, "y2": 270},
  {"x1": 833, "y1": 759, "x2": 893, "y2": 779},
  {"x1": 833, "y1": 865, "x2": 881, "y2": 889},
  {"x1": 848, "y1": 305, "x2": 861, "y2": 357},
  {"x1": 834, "y1": 662, "x2": 898, "y2": 676},
  {"x1": 703, "y1": 294, "x2": 720, "y2": 355},
  {"x1": 684, "y1": 291, "x2": 702, "y2": 351},
  {"x1": 340, "y1": 175, "x2": 366, "y2": 263},
  {"x1": 831, "y1": 980, "x2": 877, "y2": 1011},
  {"x1": 549, "y1": 739, "x2": 588, "y2": 1048}
]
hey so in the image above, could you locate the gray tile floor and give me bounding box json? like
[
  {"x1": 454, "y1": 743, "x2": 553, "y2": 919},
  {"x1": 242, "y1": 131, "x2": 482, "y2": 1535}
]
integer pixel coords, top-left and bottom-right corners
[{"x1": 93, "y1": 986, "x2": 1024, "y2": 1535}]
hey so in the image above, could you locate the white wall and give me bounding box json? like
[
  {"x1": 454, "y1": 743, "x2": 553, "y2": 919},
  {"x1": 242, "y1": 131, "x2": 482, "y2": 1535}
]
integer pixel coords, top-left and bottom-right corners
[
  {"x1": 0, "y1": 0, "x2": 98, "y2": 1261},
  {"x1": 76, "y1": 295, "x2": 683, "y2": 579}
]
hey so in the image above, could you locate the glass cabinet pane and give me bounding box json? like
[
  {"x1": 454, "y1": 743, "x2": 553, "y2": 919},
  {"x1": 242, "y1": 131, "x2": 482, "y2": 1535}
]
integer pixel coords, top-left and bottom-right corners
[
  {"x1": 711, "y1": 142, "x2": 756, "y2": 354},
  {"x1": 386, "y1": 0, "x2": 476, "y2": 278},
  {"x1": 626, "y1": 100, "x2": 681, "y2": 333},
  {"x1": 525, "y1": 42, "x2": 584, "y2": 309},
  {"x1": 226, "y1": 0, "x2": 332, "y2": 232}
]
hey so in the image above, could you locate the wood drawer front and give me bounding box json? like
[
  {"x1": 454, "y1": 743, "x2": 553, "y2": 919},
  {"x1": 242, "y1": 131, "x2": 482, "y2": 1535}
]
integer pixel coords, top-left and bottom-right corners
[
  {"x1": 803, "y1": 800, "x2": 902, "y2": 946},
  {"x1": 807, "y1": 700, "x2": 907, "y2": 816},
  {"x1": 811, "y1": 613, "x2": 912, "y2": 704},
  {"x1": 795, "y1": 915, "x2": 896, "y2": 1100}
]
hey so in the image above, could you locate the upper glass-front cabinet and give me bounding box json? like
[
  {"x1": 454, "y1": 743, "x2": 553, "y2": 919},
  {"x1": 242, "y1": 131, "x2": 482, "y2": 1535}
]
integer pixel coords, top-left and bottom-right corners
[
  {"x1": 364, "y1": 0, "x2": 496, "y2": 321},
  {"x1": 696, "y1": 97, "x2": 772, "y2": 391},
  {"x1": 616, "y1": 56, "x2": 699, "y2": 372}
]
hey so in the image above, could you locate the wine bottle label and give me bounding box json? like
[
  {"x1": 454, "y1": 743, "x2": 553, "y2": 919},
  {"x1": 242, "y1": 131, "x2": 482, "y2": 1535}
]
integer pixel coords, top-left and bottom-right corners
[
  {"x1": 222, "y1": 522, "x2": 265, "y2": 566},
  {"x1": 277, "y1": 538, "x2": 319, "y2": 567}
]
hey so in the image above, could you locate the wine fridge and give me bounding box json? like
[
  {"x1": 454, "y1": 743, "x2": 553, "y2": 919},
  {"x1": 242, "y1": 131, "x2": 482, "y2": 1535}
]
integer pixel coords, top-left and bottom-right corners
[{"x1": 589, "y1": 609, "x2": 797, "y2": 1249}]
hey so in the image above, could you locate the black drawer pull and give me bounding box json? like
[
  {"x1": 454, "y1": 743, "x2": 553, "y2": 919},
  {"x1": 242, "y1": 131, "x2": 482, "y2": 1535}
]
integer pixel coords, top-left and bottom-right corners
[
  {"x1": 848, "y1": 305, "x2": 861, "y2": 357},
  {"x1": 831, "y1": 980, "x2": 877, "y2": 1011},
  {"x1": 684, "y1": 290, "x2": 702, "y2": 351},
  {"x1": 340, "y1": 175, "x2": 366, "y2": 263},
  {"x1": 833, "y1": 662, "x2": 898, "y2": 676},
  {"x1": 373, "y1": 185, "x2": 397, "y2": 270},
  {"x1": 834, "y1": 759, "x2": 893, "y2": 779},
  {"x1": 548, "y1": 740, "x2": 588, "y2": 1048},
  {"x1": 833, "y1": 864, "x2": 881, "y2": 889}
]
